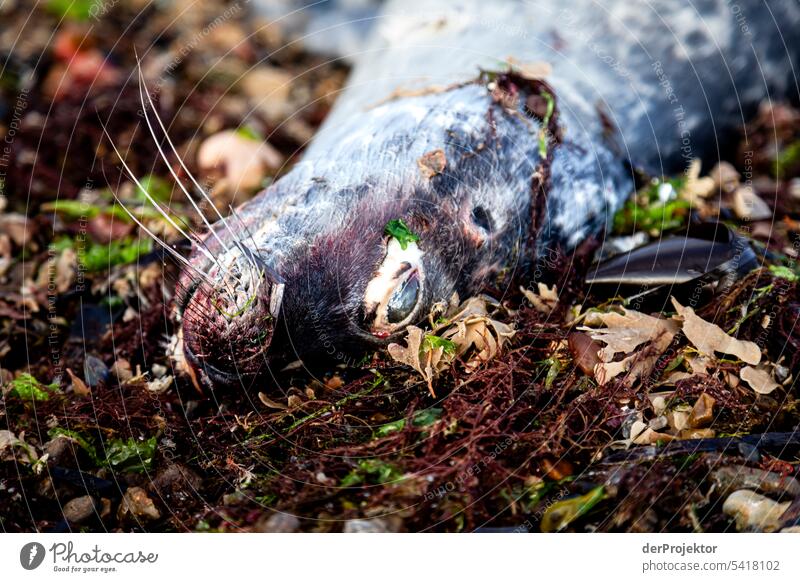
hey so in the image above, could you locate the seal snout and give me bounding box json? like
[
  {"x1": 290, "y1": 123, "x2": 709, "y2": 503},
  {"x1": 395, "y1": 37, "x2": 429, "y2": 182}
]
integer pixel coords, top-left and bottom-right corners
[{"x1": 180, "y1": 250, "x2": 283, "y2": 389}]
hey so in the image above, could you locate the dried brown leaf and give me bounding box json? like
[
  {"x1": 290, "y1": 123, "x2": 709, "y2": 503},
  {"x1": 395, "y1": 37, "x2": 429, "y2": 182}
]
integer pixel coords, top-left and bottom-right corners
[
  {"x1": 520, "y1": 283, "x2": 558, "y2": 314},
  {"x1": 67, "y1": 368, "x2": 90, "y2": 397},
  {"x1": 389, "y1": 296, "x2": 515, "y2": 393},
  {"x1": 580, "y1": 308, "x2": 678, "y2": 362},
  {"x1": 580, "y1": 308, "x2": 679, "y2": 384},
  {"x1": 671, "y1": 298, "x2": 761, "y2": 364},
  {"x1": 740, "y1": 365, "x2": 780, "y2": 395}
]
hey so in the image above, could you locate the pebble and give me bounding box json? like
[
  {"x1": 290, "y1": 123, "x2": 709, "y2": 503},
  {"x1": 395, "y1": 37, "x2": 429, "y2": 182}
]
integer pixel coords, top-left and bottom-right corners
[
  {"x1": 197, "y1": 130, "x2": 283, "y2": 191},
  {"x1": 687, "y1": 393, "x2": 715, "y2": 428},
  {"x1": 44, "y1": 436, "x2": 81, "y2": 467},
  {"x1": 666, "y1": 409, "x2": 690, "y2": 432},
  {"x1": 788, "y1": 178, "x2": 800, "y2": 201},
  {"x1": 117, "y1": 487, "x2": 161, "y2": 523},
  {"x1": 723, "y1": 490, "x2": 790, "y2": 532},
  {"x1": 0, "y1": 213, "x2": 33, "y2": 247},
  {"x1": 151, "y1": 363, "x2": 168, "y2": 378},
  {"x1": 151, "y1": 464, "x2": 202, "y2": 502},
  {"x1": 678, "y1": 428, "x2": 715, "y2": 439},
  {"x1": 568, "y1": 332, "x2": 601, "y2": 376},
  {"x1": 713, "y1": 466, "x2": 800, "y2": 498},
  {"x1": 343, "y1": 518, "x2": 397, "y2": 533},
  {"x1": 83, "y1": 355, "x2": 109, "y2": 387},
  {"x1": 255, "y1": 512, "x2": 300, "y2": 533},
  {"x1": 239, "y1": 67, "x2": 293, "y2": 121},
  {"x1": 647, "y1": 415, "x2": 669, "y2": 431},
  {"x1": 737, "y1": 441, "x2": 762, "y2": 464},
  {"x1": 62, "y1": 495, "x2": 97, "y2": 524},
  {"x1": 733, "y1": 186, "x2": 772, "y2": 221}
]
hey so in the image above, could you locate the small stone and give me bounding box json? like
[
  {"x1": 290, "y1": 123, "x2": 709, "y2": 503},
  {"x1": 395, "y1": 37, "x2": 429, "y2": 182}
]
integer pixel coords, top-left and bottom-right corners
[
  {"x1": 788, "y1": 178, "x2": 800, "y2": 201},
  {"x1": 737, "y1": 441, "x2": 761, "y2": 464},
  {"x1": 678, "y1": 428, "x2": 715, "y2": 440},
  {"x1": 239, "y1": 67, "x2": 293, "y2": 121},
  {"x1": 44, "y1": 436, "x2": 81, "y2": 467},
  {"x1": 151, "y1": 363, "x2": 168, "y2": 378},
  {"x1": 197, "y1": 130, "x2": 283, "y2": 191},
  {"x1": 83, "y1": 355, "x2": 109, "y2": 387},
  {"x1": 633, "y1": 426, "x2": 674, "y2": 445},
  {"x1": 147, "y1": 375, "x2": 173, "y2": 394},
  {"x1": 343, "y1": 518, "x2": 396, "y2": 533},
  {"x1": 150, "y1": 464, "x2": 202, "y2": 503},
  {"x1": 110, "y1": 359, "x2": 133, "y2": 383},
  {"x1": 648, "y1": 415, "x2": 669, "y2": 431},
  {"x1": 117, "y1": 487, "x2": 161, "y2": 523},
  {"x1": 687, "y1": 393, "x2": 715, "y2": 428},
  {"x1": 723, "y1": 490, "x2": 790, "y2": 532},
  {"x1": 713, "y1": 465, "x2": 800, "y2": 498},
  {"x1": 733, "y1": 186, "x2": 772, "y2": 221},
  {"x1": 62, "y1": 495, "x2": 97, "y2": 524},
  {"x1": 709, "y1": 161, "x2": 740, "y2": 192},
  {"x1": 667, "y1": 410, "x2": 689, "y2": 432},
  {"x1": 255, "y1": 512, "x2": 300, "y2": 533},
  {"x1": 568, "y1": 332, "x2": 601, "y2": 376},
  {"x1": 0, "y1": 213, "x2": 33, "y2": 247},
  {"x1": 650, "y1": 396, "x2": 667, "y2": 417}
]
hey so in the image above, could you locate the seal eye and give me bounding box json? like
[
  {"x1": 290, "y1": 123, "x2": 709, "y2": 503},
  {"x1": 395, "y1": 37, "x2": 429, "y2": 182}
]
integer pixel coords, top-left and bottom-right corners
[
  {"x1": 363, "y1": 237, "x2": 425, "y2": 335},
  {"x1": 387, "y1": 272, "x2": 420, "y2": 324}
]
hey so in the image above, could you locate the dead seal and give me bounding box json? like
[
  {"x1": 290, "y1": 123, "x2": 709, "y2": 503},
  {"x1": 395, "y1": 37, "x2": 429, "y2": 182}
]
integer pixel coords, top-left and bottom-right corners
[{"x1": 133, "y1": 0, "x2": 800, "y2": 388}]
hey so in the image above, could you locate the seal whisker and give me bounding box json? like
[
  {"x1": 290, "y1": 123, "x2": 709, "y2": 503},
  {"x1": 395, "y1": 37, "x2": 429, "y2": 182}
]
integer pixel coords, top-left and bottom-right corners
[
  {"x1": 136, "y1": 64, "x2": 237, "y2": 257},
  {"x1": 170, "y1": 212, "x2": 241, "y2": 298},
  {"x1": 135, "y1": 61, "x2": 251, "y2": 267},
  {"x1": 108, "y1": 189, "x2": 215, "y2": 287},
  {"x1": 227, "y1": 205, "x2": 267, "y2": 286},
  {"x1": 100, "y1": 123, "x2": 227, "y2": 290}
]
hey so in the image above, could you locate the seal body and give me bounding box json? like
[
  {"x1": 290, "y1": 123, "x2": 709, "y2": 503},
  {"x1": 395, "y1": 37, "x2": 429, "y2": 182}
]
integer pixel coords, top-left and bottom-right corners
[{"x1": 180, "y1": 0, "x2": 800, "y2": 387}]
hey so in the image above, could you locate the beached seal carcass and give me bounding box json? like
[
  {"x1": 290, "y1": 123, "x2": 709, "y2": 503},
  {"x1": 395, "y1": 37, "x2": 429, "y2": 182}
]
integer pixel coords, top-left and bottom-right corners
[{"x1": 164, "y1": 0, "x2": 800, "y2": 388}]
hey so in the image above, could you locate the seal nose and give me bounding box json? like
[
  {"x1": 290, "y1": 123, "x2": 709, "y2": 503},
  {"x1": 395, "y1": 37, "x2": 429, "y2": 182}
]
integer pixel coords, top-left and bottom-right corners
[{"x1": 180, "y1": 250, "x2": 284, "y2": 389}]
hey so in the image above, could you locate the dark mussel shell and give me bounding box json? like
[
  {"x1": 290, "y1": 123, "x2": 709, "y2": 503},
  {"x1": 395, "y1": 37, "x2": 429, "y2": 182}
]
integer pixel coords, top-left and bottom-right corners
[{"x1": 586, "y1": 222, "x2": 759, "y2": 309}]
